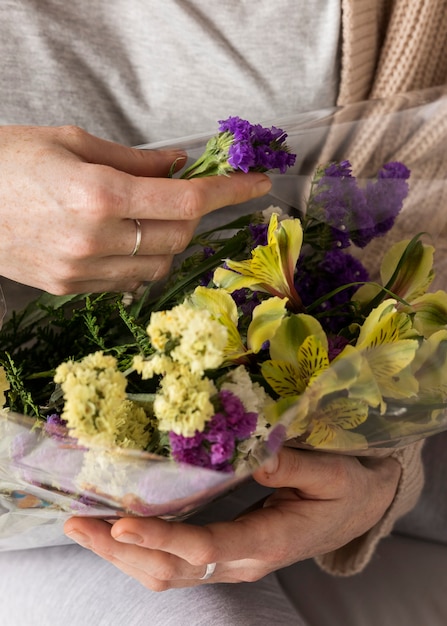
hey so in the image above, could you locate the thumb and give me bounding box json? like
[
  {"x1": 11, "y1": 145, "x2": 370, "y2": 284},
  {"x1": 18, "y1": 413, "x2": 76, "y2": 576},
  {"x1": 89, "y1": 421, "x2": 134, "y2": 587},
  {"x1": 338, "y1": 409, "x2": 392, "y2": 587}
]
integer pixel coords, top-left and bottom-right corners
[
  {"x1": 253, "y1": 446, "x2": 349, "y2": 496},
  {"x1": 58, "y1": 126, "x2": 186, "y2": 177}
]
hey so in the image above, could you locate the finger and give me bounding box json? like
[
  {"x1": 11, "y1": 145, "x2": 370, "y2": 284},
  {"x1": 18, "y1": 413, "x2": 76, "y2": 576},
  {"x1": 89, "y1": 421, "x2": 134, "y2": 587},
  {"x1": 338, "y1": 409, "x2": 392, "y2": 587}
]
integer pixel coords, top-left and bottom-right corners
[
  {"x1": 88, "y1": 216, "x2": 199, "y2": 258},
  {"x1": 253, "y1": 447, "x2": 363, "y2": 500},
  {"x1": 64, "y1": 518, "x2": 214, "y2": 588},
  {"x1": 110, "y1": 510, "x2": 293, "y2": 565},
  {"x1": 55, "y1": 125, "x2": 187, "y2": 177},
  {"x1": 19, "y1": 253, "x2": 174, "y2": 294},
  {"x1": 125, "y1": 172, "x2": 272, "y2": 222}
]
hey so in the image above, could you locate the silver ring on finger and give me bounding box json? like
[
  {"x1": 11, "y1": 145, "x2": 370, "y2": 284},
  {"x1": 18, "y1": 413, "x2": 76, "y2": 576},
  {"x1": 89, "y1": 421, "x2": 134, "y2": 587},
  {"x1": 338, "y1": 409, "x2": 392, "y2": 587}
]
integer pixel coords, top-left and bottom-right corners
[
  {"x1": 129, "y1": 219, "x2": 142, "y2": 257},
  {"x1": 199, "y1": 562, "x2": 216, "y2": 581}
]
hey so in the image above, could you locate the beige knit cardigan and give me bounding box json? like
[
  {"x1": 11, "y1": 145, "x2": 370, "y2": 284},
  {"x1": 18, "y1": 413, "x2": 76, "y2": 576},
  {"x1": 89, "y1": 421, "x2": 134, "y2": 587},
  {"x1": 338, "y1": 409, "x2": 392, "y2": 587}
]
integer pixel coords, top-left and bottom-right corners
[{"x1": 315, "y1": 0, "x2": 447, "y2": 576}]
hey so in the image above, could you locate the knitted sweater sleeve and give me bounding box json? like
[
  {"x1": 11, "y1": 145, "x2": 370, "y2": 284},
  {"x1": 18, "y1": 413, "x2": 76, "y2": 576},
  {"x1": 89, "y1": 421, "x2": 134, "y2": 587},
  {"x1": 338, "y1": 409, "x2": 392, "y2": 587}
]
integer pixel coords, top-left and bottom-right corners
[
  {"x1": 312, "y1": 0, "x2": 445, "y2": 578},
  {"x1": 314, "y1": 440, "x2": 424, "y2": 576}
]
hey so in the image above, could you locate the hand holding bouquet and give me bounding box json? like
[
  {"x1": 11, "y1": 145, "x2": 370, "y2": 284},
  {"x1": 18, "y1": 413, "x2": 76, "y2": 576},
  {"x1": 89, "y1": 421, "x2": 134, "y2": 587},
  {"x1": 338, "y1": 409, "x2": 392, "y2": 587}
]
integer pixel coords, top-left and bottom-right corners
[{"x1": 1, "y1": 106, "x2": 447, "y2": 546}]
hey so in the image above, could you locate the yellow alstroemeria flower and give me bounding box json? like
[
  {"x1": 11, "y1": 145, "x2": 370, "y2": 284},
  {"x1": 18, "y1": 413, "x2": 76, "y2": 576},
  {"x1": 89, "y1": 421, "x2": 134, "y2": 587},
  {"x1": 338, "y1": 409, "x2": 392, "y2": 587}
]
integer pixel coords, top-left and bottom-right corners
[
  {"x1": 354, "y1": 299, "x2": 419, "y2": 404},
  {"x1": 189, "y1": 286, "x2": 245, "y2": 358},
  {"x1": 264, "y1": 348, "x2": 370, "y2": 450},
  {"x1": 304, "y1": 396, "x2": 369, "y2": 450},
  {"x1": 261, "y1": 313, "x2": 329, "y2": 394},
  {"x1": 190, "y1": 286, "x2": 288, "y2": 360},
  {"x1": 411, "y1": 328, "x2": 447, "y2": 404},
  {"x1": 408, "y1": 291, "x2": 447, "y2": 338},
  {"x1": 213, "y1": 213, "x2": 304, "y2": 311},
  {"x1": 354, "y1": 238, "x2": 435, "y2": 306}
]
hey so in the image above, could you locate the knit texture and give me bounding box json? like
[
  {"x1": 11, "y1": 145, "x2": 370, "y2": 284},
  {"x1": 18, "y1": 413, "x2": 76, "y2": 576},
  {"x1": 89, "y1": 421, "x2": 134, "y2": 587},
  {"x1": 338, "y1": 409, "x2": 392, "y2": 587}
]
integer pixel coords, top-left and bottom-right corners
[{"x1": 313, "y1": 0, "x2": 447, "y2": 576}]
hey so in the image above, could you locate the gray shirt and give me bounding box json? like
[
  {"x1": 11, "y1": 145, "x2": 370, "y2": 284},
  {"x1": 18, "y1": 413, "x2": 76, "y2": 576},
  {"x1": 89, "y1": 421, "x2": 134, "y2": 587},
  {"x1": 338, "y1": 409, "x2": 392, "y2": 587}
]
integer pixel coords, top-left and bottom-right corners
[{"x1": 1, "y1": 0, "x2": 341, "y2": 144}]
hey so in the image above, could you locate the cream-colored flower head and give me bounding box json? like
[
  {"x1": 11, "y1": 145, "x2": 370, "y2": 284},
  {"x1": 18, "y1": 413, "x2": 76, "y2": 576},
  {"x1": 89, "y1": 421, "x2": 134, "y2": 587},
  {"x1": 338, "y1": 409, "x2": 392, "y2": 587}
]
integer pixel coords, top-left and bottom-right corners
[
  {"x1": 54, "y1": 351, "x2": 151, "y2": 448},
  {"x1": 153, "y1": 364, "x2": 216, "y2": 437},
  {"x1": 146, "y1": 303, "x2": 227, "y2": 375},
  {"x1": 0, "y1": 365, "x2": 9, "y2": 408}
]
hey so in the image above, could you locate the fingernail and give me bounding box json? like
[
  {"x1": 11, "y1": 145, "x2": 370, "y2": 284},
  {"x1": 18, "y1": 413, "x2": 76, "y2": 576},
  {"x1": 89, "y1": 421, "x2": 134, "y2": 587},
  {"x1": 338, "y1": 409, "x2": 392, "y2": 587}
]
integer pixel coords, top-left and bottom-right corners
[
  {"x1": 114, "y1": 532, "x2": 143, "y2": 545},
  {"x1": 262, "y1": 454, "x2": 279, "y2": 474},
  {"x1": 254, "y1": 175, "x2": 272, "y2": 195},
  {"x1": 66, "y1": 530, "x2": 91, "y2": 549},
  {"x1": 160, "y1": 148, "x2": 187, "y2": 160}
]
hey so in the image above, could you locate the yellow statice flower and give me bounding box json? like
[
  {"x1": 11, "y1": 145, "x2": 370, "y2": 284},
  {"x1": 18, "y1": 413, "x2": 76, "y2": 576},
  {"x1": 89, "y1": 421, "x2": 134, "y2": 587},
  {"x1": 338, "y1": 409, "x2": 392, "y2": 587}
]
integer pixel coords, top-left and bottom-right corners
[
  {"x1": 0, "y1": 365, "x2": 9, "y2": 408},
  {"x1": 153, "y1": 364, "x2": 216, "y2": 437},
  {"x1": 114, "y1": 399, "x2": 153, "y2": 450},
  {"x1": 214, "y1": 213, "x2": 304, "y2": 311},
  {"x1": 54, "y1": 351, "x2": 146, "y2": 448},
  {"x1": 146, "y1": 303, "x2": 227, "y2": 374}
]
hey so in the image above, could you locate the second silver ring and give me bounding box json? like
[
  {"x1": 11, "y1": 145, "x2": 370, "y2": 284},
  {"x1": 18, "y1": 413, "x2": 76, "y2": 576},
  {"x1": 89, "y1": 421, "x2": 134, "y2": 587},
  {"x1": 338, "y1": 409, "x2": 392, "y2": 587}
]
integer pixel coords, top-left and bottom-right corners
[{"x1": 130, "y1": 218, "x2": 142, "y2": 257}]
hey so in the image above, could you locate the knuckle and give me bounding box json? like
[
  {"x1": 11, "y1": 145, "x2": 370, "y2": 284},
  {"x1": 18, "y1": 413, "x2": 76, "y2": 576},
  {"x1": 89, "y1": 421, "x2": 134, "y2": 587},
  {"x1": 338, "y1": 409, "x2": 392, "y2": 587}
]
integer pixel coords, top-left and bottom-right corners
[
  {"x1": 166, "y1": 224, "x2": 193, "y2": 254},
  {"x1": 75, "y1": 180, "x2": 117, "y2": 222},
  {"x1": 149, "y1": 256, "x2": 174, "y2": 282},
  {"x1": 56, "y1": 124, "x2": 89, "y2": 148},
  {"x1": 325, "y1": 456, "x2": 352, "y2": 490},
  {"x1": 156, "y1": 563, "x2": 177, "y2": 581},
  {"x1": 45, "y1": 280, "x2": 74, "y2": 296},
  {"x1": 175, "y1": 182, "x2": 204, "y2": 220},
  {"x1": 148, "y1": 579, "x2": 171, "y2": 593},
  {"x1": 240, "y1": 569, "x2": 266, "y2": 584},
  {"x1": 44, "y1": 263, "x2": 81, "y2": 295}
]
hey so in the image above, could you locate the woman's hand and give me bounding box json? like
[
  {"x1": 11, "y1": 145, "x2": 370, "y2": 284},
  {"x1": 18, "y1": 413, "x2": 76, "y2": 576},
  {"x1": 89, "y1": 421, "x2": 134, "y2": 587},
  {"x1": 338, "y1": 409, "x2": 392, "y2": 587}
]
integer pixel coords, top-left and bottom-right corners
[
  {"x1": 0, "y1": 125, "x2": 271, "y2": 294},
  {"x1": 64, "y1": 447, "x2": 401, "y2": 591}
]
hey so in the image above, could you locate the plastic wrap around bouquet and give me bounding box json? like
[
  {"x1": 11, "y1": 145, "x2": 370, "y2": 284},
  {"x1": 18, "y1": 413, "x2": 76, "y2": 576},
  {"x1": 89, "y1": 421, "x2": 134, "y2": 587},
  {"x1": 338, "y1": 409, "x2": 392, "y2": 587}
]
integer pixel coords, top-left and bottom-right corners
[{"x1": 1, "y1": 86, "x2": 447, "y2": 549}]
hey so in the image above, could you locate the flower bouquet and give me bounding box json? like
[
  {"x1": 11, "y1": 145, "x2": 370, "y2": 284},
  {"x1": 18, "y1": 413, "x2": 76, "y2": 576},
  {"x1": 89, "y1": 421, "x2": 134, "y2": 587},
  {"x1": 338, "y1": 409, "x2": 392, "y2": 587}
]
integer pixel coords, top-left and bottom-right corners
[{"x1": 1, "y1": 87, "x2": 447, "y2": 549}]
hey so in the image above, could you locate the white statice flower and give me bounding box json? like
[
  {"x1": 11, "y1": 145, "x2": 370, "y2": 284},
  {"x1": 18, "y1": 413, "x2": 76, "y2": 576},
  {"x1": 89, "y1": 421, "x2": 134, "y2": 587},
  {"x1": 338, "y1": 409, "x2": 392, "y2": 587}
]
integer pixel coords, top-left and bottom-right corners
[
  {"x1": 146, "y1": 304, "x2": 227, "y2": 375},
  {"x1": 154, "y1": 364, "x2": 216, "y2": 437},
  {"x1": 75, "y1": 449, "x2": 136, "y2": 500},
  {"x1": 262, "y1": 205, "x2": 284, "y2": 222},
  {"x1": 0, "y1": 365, "x2": 9, "y2": 408},
  {"x1": 221, "y1": 365, "x2": 272, "y2": 421},
  {"x1": 221, "y1": 366, "x2": 278, "y2": 469}
]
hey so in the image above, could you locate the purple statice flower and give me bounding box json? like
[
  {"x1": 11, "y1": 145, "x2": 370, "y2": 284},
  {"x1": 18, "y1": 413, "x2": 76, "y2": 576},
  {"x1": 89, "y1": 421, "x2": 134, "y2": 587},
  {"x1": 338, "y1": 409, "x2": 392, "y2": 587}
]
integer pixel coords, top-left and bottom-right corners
[
  {"x1": 169, "y1": 430, "x2": 212, "y2": 469},
  {"x1": 205, "y1": 413, "x2": 236, "y2": 466},
  {"x1": 231, "y1": 288, "x2": 263, "y2": 318},
  {"x1": 44, "y1": 413, "x2": 69, "y2": 440},
  {"x1": 295, "y1": 248, "x2": 369, "y2": 333},
  {"x1": 310, "y1": 160, "x2": 410, "y2": 249},
  {"x1": 218, "y1": 116, "x2": 296, "y2": 174},
  {"x1": 311, "y1": 160, "x2": 366, "y2": 249},
  {"x1": 199, "y1": 246, "x2": 216, "y2": 286},
  {"x1": 327, "y1": 335, "x2": 350, "y2": 360},
  {"x1": 219, "y1": 389, "x2": 257, "y2": 439},
  {"x1": 352, "y1": 161, "x2": 410, "y2": 247},
  {"x1": 168, "y1": 389, "x2": 257, "y2": 472},
  {"x1": 249, "y1": 222, "x2": 269, "y2": 247}
]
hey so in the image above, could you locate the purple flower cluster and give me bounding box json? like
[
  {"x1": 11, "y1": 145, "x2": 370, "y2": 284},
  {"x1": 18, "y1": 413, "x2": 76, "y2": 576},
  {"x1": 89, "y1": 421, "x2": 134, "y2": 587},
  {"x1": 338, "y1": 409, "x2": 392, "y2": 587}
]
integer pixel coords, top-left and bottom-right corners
[
  {"x1": 169, "y1": 389, "x2": 257, "y2": 472},
  {"x1": 231, "y1": 288, "x2": 264, "y2": 318},
  {"x1": 199, "y1": 246, "x2": 217, "y2": 286},
  {"x1": 295, "y1": 248, "x2": 369, "y2": 333},
  {"x1": 312, "y1": 160, "x2": 410, "y2": 248},
  {"x1": 218, "y1": 116, "x2": 296, "y2": 174},
  {"x1": 44, "y1": 413, "x2": 69, "y2": 440},
  {"x1": 248, "y1": 222, "x2": 269, "y2": 247}
]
